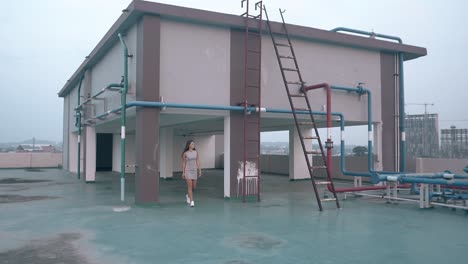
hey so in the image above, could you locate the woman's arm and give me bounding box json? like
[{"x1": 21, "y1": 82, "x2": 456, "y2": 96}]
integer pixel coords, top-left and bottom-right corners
[
  {"x1": 196, "y1": 151, "x2": 202, "y2": 177},
  {"x1": 182, "y1": 153, "x2": 186, "y2": 179}
]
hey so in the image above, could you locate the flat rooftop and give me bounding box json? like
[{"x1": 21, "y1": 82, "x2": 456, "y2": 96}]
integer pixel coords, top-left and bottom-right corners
[{"x1": 1, "y1": 169, "x2": 466, "y2": 263}]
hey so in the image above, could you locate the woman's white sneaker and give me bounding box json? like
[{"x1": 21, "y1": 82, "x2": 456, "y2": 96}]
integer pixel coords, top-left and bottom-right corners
[
  {"x1": 186, "y1": 194, "x2": 190, "y2": 204},
  {"x1": 190, "y1": 201, "x2": 195, "y2": 207}
]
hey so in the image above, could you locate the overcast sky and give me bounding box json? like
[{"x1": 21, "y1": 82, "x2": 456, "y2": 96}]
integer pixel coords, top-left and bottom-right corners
[{"x1": 0, "y1": 0, "x2": 467, "y2": 144}]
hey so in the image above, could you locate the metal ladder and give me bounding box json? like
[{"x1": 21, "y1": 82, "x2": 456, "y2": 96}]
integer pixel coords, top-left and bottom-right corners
[
  {"x1": 264, "y1": 7, "x2": 340, "y2": 211},
  {"x1": 240, "y1": 0, "x2": 263, "y2": 202}
]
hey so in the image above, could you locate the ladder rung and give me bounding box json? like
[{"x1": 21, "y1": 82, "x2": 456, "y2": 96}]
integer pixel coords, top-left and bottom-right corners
[
  {"x1": 298, "y1": 122, "x2": 314, "y2": 125},
  {"x1": 302, "y1": 136, "x2": 319, "y2": 140},
  {"x1": 287, "y1": 81, "x2": 304, "y2": 85},
  {"x1": 282, "y1": 67, "x2": 298, "y2": 72},
  {"x1": 305, "y1": 150, "x2": 322, "y2": 155},
  {"x1": 244, "y1": 176, "x2": 259, "y2": 178},
  {"x1": 279, "y1": 55, "x2": 295, "y2": 59},
  {"x1": 248, "y1": 50, "x2": 261, "y2": 54},
  {"x1": 248, "y1": 85, "x2": 260, "y2": 88},
  {"x1": 311, "y1": 166, "x2": 328, "y2": 170},
  {"x1": 247, "y1": 139, "x2": 260, "y2": 142},
  {"x1": 315, "y1": 181, "x2": 331, "y2": 185},
  {"x1": 293, "y1": 108, "x2": 309, "y2": 111},
  {"x1": 275, "y1": 42, "x2": 291, "y2": 47},
  {"x1": 248, "y1": 67, "x2": 260, "y2": 71},
  {"x1": 320, "y1": 198, "x2": 337, "y2": 202},
  {"x1": 247, "y1": 120, "x2": 259, "y2": 124},
  {"x1": 290, "y1": 94, "x2": 305, "y2": 97},
  {"x1": 272, "y1": 32, "x2": 286, "y2": 37}
]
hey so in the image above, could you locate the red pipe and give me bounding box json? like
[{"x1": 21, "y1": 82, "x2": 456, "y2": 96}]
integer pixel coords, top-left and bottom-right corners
[
  {"x1": 301, "y1": 83, "x2": 412, "y2": 195},
  {"x1": 303, "y1": 83, "x2": 334, "y2": 192}
]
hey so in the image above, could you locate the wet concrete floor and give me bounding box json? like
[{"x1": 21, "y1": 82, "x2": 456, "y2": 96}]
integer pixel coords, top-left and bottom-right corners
[{"x1": 0, "y1": 168, "x2": 466, "y2": 264}]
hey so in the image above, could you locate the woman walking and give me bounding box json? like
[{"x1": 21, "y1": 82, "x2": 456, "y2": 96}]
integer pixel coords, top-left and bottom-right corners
[{"x1": 182, "y1": 140, "x2": 202, "y2": 207}]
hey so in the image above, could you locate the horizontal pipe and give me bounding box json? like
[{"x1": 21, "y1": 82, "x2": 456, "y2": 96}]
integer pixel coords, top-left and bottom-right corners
[
  {"x1": 93, "y1": 101, "x2": 347, "y2": 119},
  {"x1": 354, "y1": 192, "x2": 419, "y2": 203},
  {"x1": 430, "y1": 202, "x2": 468, "y2": 210},
  {"x1": 399, "y1": 177, "x2": 468, "y2": 187},
  {"x1": 330, "y1": 27, "x2": 403, "y2": 44},
  {"x1": 76, "y1": 83, "x2": 123, "y2": 110}
]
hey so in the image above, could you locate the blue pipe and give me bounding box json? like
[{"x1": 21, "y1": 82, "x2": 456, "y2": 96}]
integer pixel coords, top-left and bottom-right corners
[
  {"x1": 376, "y1": 174, "x2": 468, "y2": 185},
  {"x1": 95, "y1": 99, "x2": 388, "y2": 180},
  {"x1": 97, "y1": 100, "x2": 468, "y2": 186},
  {"x1": 330, "y1": 27, "x2": 402, "y2": 44},
  {"x1": 399, "y1": 53, "x2": 406, "y2": 172},
  {"x1": 330, "y1": 85, "x2": 400, "y2": 175},
  {"x1": 330, "y1": 27, "x2": 406, "y2": 173},
  {"x1": 400, "y1": 177, "x2": 468, "y2": 187}
]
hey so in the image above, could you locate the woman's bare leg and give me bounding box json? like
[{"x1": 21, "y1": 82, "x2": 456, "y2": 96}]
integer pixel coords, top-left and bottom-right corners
[
  {"x1": 192, "y1": 179, "x2": 197, "y2": 191},
  {"x1": 186, "y1": 179, "x2": 193, "y2": 201}
]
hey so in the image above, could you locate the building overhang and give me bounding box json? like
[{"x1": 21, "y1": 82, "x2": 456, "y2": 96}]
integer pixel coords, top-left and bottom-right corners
[{"x1": 58, "y1": 0, "x2": 427, "y2": 97}]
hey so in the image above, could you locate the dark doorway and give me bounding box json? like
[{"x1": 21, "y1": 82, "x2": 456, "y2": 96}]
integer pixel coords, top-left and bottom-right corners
[{"x1": 96, "y1": 133, "x2": 113, "y2": 171}]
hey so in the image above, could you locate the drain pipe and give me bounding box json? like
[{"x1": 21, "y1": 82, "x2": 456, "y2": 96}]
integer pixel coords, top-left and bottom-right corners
[
  {"x1": 330, "y1": 27, "x2": 406, "y2": 172},
  {"x1": 76, "y1": 75, "x2": 84, "y2": 180},
  {"x1": 118, "y1": 33, "x2": 129, "y2": 202}
]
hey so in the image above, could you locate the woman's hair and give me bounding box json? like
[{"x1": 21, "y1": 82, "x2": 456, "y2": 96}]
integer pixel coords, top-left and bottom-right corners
[{"x1": 181, "y1": 140, "x2": 196, "y2": 157}]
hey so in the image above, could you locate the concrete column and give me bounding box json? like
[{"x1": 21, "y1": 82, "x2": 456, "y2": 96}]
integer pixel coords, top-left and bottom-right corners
[
  {"x1": 68, "y1": 132, "x2": 78, "y2": 174},
  {"x1": 224, "y1": 115, "x2": 231, "y2": 198},
  {"x1": 289, "y1": 126, "x2": 313, "y2": 180},
  {"x1": 374, "y1": 122, "x2": 383, "y2": 171},
  {"x1": 135, "y1": 15, "x2": 161, "y2": 204},
  {"x1": 63, "y1": 96, "x2": 70, "y2": 171},
  {"x1": 85, "y1": 126, "x2": 96, "y2": 182},
  {"x1": 160, "y1": 127, "x2": 174, "y2": 179}
]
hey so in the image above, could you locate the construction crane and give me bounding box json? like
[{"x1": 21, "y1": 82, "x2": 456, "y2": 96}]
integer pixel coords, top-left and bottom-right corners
[{"x1": 406, "y1": 102, "x2": 434, "y2": 114}]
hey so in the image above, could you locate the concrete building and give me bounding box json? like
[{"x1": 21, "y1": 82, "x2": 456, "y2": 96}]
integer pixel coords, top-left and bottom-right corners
[
  {"x1": 405, "y1": 113, "x2": 439, "y2": 158},
  {"x1": 58, "y1": 1, "x2": 426, "y2": 204},
  {"x1": 440, "y1": 126, "x2": 468, "y2": 158}
]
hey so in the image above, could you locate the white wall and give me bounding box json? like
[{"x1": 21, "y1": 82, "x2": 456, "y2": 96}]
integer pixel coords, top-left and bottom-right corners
[
  {"x1": 89, "y1": 24, "x2": 138, "y2": 118},
  {"x1": 112, "y1": 133, "x2": 136, "y2": 173},
  {"x1": 63, "y1": 95, "x2": 70, "y2": 170},
  {"x1": 415, "y1": 158, "x2": 468, "y2": 174},
  {"x1": 160, "y1": 20, "x2": 230, "y2": 106},
  {"x1": 173, "y1": 135, "x2": 216, "y2": 171},
  {"x1": 68, "y1": 133, "x2": 79, "y2": 173},
  {"x1": 262, "y1": 35, "x2": 382, "y2": 123},
  {"x1": 0, "y1": 153, "x2": 62, "y2": 168},
  {"x1": 214, "y1": 135, "x2": 224, "y2": 168}
]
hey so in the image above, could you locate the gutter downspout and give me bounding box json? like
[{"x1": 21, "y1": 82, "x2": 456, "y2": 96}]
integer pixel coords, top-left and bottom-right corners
[
  {"x1": 118, "y1": 33, "x2": 129, "y2": 202},
  {"x1": 330, "y1": 27, "x2": 406, "y2": 173},
  {"x1": 76, "y1": 75, "x2": 84, "y2": 180}
]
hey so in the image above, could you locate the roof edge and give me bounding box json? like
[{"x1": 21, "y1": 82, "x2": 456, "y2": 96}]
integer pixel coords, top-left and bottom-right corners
[{"x1": 58, "y1": 0, "x2": 427, "y2": 97}]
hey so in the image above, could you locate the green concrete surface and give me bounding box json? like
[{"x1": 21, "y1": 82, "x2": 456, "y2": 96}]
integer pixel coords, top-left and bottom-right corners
[{"x1": 0, "y1": 168, "x2": 467, "y2": 264}]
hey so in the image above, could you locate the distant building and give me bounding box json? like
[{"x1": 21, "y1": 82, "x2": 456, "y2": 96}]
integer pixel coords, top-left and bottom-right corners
[
  {"x1": 440, "y1": 126, "x2": 468, "y2": 158},
  {"x1": 405, "y1": 114, "x2": 439, "y2": 157},
  {"x1": 16, "y1": 144, "x2": 57, "y2": 153}
]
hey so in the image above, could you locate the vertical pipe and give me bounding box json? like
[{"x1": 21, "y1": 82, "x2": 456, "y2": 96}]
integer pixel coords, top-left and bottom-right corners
[
  {"x1": 118, "y1": 33, "x2": 128, "y2": 201},
  {"x1": 399, "y1": 52, "x2": 406, "y2": 172},
  {"x1": 76, "y1": 76, "x2": 84, "y2": 179},
  {"x1": 242, "y1": 0, "x2": 250, "y2": 202},
  {"x1": 256, "y1": 1, "x2": 263, "y2": 202}
]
